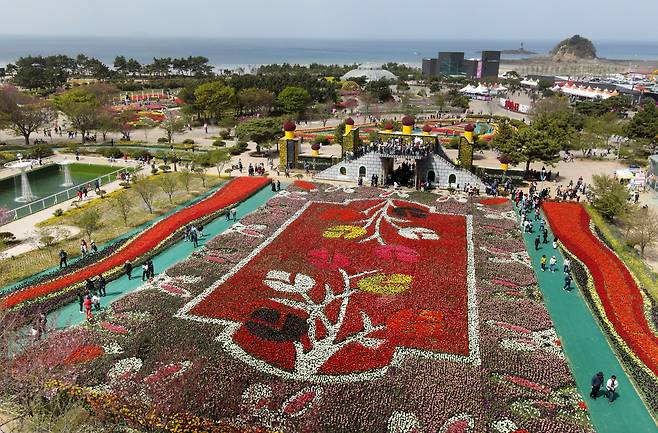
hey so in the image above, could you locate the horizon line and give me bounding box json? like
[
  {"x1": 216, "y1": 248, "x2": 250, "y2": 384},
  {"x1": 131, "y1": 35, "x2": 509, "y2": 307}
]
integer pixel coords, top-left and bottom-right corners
[{"x1": 1, "y1": 34, "x2": 657, "y2": 43}]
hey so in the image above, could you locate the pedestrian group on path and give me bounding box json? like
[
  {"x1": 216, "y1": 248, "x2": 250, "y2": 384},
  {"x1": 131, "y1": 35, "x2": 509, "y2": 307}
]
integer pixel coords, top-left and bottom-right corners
[{"x1": 516, "y1": 185, "x2": 622, "y2": 404}]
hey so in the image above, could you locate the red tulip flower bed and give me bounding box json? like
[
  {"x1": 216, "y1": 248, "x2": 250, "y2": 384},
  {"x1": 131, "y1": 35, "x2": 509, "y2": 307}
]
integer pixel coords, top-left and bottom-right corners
[
  {"x1": 0, "y1": 177, "x2": 270, "y2": 312},
  {"x1": 479, "y1": 197, "x2": 509, "y2": 206},
  {"x1": 187, "y1": 198, "x2": 472, "y2": 377},
  {"x1": 543, "y1": 202, "x2": 658, "y2": 375}
]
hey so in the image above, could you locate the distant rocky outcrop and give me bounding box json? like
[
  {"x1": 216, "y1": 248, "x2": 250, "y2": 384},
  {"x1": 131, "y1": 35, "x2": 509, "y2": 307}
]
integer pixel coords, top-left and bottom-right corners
[{"x1": 551, "y1": 35, "x2": 597, "y2": 61}]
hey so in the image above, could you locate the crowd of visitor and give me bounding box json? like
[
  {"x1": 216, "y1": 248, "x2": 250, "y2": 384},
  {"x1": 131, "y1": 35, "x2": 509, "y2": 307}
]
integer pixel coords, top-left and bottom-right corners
[{"x1": 369, "y1": 137, "x2": 433, "y2": 158}]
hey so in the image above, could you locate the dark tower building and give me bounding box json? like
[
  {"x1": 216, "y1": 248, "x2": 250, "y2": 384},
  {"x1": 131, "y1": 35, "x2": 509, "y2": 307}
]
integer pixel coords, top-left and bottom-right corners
[
  {"x1": 422, "y1": 58, "x2": 438, "y2": 78},
  {"x1": 481, "y1": 50, "x2": 501, "y2": 78},
  {"x1": 438, "y1": 52, "x2": 464, "y2": 76}
]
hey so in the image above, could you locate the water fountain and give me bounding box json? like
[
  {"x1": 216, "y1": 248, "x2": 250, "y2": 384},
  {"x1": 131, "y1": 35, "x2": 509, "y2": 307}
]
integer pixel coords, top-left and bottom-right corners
[
  {"x1": 57, "y1": 159, "x2": 75, "y2": 187},
  {"x1": 4, "y1": 153, "x2": 39, "y2": 203}
]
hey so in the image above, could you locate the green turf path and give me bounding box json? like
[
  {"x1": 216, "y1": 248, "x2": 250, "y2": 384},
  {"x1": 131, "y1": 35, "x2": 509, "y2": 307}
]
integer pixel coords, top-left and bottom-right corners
[{"x1": 518, "y1": 207, "x2": 657, "y2": 432}]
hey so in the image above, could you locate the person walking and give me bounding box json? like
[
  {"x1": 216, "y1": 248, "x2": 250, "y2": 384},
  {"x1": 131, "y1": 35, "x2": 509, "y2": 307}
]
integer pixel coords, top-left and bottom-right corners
[
  {"x1": 276, "y1": 180, "x2": 281, "y2": 191},
  {"x1": 605, "y1": 375, "x2": 618, "y2": 403},
  {"x1": 85, "y1": 278, "x2": 95, "y2": 295},
  {"x1": 147, "y1": 260, "x2": 155, "y2": 279},
  {"x1": 90, "y1": 240, "x2": 98, "y2": 253},
  {"x1": 549, "y1": 256, "x2": 557, "y2": 273},
  {"x1": 97, "y1": 274, "x2": 106, "y2": 297},
  {"x1": 590, "y1": 372, "x2": 604, "y2": 399},
  {"x1": 59, "y1": 249, "x2": 68, "y2": 268},
  {"x1": 92, "y1": 292, "x2": 101, "y2": 311},
  {"x1": 540, "y1": 255, "x2": 547, "y2": 272},
  {"x1": 191, "y1": 228, "x2": 198, "y2": 247},
  {"x1": 563, "y1": 257, "x2": 571, "y2": 273},
  {"x1": 542, "y1": 229, "x2": 548, "y2": 244},
  {"x1": 142, "y1": 262, "x2": 149, "y2": 281},
  {"x1": 80, "y1": 239, "x2": 88, "y2": 257},
  {"x1": 230, "y1": 207, "x2": 237, "y2": 221},
  {"x1": 564, "y1": 273, "x2": 572, "y2": 291},
  {"x1": 78, "y1": 291, "x2": 85, "y2": 313},
  {"x1": 534, "y1": 236, "x2": 541, "y2": 251},
  {"x1": 83, "y1": 294, "x2": 93, "y2": 320},
  {"x1": 124, "y1": 261, "x2": 133, "y2": 280},
  {"x1": 35, "y1": 312, "x2": 47, "y2": 341}
]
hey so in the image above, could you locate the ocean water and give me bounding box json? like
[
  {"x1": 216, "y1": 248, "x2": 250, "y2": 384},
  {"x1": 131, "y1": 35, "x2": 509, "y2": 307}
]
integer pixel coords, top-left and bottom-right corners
[{"x1": 0, "y1": 36, "x2": 657, "y2": 69}]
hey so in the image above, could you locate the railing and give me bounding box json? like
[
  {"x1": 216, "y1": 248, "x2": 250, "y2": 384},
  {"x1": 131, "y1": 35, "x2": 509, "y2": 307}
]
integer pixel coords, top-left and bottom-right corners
[{"x1": 8, "y1": 167, "x2": 134, "y2": 221}]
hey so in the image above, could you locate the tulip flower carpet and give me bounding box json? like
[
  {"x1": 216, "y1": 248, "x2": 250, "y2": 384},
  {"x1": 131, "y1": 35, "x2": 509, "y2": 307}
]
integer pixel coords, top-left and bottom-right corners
[{"x1": 14, "y1": 185, "x2": 594, "y2": 433}]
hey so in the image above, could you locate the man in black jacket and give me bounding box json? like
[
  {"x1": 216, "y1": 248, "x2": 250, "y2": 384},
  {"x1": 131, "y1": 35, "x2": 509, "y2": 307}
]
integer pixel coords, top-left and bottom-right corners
[{"x1": 590, "y1": 372, "x2": 604, "y2": 399}]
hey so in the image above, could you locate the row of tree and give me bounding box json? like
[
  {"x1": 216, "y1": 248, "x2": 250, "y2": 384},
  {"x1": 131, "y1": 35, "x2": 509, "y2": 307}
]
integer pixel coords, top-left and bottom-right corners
[
  {"x1": 6, "y1": 54, "x2": 215, "y2": 90},
  {"x1": 0, "y1": 84, "x2": 138, "y2": 145},
  {"x1": 178, "y1": 81, "x2": 317, "y2": 121}
]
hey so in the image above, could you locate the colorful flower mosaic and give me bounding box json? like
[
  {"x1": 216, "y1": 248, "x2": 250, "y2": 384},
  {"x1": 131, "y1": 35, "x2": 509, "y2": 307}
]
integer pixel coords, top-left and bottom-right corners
[{"x1": 20, "y1": 183, "x2": 593, "y2": 433}]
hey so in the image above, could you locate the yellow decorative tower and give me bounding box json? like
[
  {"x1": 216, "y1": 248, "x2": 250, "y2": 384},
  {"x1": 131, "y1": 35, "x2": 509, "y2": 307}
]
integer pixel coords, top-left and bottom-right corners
[
  {"x1": 279, "y1": 120, "x2": 300, "y2": 169},
  {"x1": 384, "y1": 122, "x2": 394, "y2": 134},
  {"x1": 422, "y1": 124, "x2": 432, "y2": 136},
  {"x1": 458, "y1": 123, "x2": 475, "y2": 170},
  {"x1": 344, "y1": 117, "x2": 354, "y2": 135},
  {"x1": 342, "y1": 117, "x2": 362, "y2": 157},
  {"x1": 401, "y1": 115, "x2": 415, "y2": 135}
]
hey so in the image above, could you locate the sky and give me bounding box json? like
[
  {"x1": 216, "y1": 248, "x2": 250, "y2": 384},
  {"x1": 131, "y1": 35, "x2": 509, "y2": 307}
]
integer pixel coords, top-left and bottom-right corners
[{"x1": 1, "y1": 0, "x2": 657, "y2": 41}]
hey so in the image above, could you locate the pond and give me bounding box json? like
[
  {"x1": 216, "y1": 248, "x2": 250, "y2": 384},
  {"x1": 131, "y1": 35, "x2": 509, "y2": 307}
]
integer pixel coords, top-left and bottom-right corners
[{"x1": 0, "y1": 163, "x2": 118, "y2": 210}]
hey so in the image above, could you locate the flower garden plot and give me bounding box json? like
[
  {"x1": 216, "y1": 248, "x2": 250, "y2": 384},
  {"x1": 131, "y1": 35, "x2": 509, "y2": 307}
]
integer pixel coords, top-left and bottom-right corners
[
  {"x1": 543, "y1": 201, "x2": 658, "y2": 415},
  {"x1": 0, "y1": 176, "x2": 270, "y2": 312},
  {"x1": 179, "y1": 198, "x2": 477, "y2": 380},
  {"x1": 21, "y1": 184, "x2": 593, "y2": 433},
  {"x1": 543, "y1": 202, "x2": 658, "y2": 375}
]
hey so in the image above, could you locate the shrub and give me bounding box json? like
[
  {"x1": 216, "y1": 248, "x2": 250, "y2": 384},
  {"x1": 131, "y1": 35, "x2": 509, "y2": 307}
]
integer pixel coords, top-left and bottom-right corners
[
  {"x1": 157, "y1": 137, "x2": 169, "y2": 144},
  {"x1": 229, "y1": 141, "x2": 249, "y2": 155},
  {"x1": 53, "y1": 208, "x2": 64, "y2": 217},
  {"x1": 213, "y1": 139, "x2": 226, "y2": 147},
  {"x1": 314, "y1": 135, "x2": 330, "y2": 146},
  {"x1": 151, "y1": 167, "x2": 159, "y2": 175},
  {"x1": 99, "y1": 147, "x2": 124, "y2": 159},
  {"x1": 27, "y1": 145, "x2": 54, "y2": 158},
  {"x1": 219, "y1": 130, "x2": 231, "y2": 140},
  {"x1": 159, "y1": 165, "x2": 172, "y2": 172},
  {"x1": 182, "y1": 139, "x2": 195, "y2": 145},
  {"x1": 0, "y1": 232, "x2": 15, "y2": 241},
  {"x1": 128, "y1": 149, "x2": 151, "y2": 160}
]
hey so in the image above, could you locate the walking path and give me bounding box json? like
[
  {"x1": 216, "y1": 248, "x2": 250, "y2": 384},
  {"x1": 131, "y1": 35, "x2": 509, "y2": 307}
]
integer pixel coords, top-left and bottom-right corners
[
  {"x1": 49, "y1": 184, "x2": 279, "y2": 328},
  {"x1": 518, "y1": 206, "x2": 657, "y2": 432},
  {"x1": 0, "y1": 177, "x2": 270, "y2": 311}
]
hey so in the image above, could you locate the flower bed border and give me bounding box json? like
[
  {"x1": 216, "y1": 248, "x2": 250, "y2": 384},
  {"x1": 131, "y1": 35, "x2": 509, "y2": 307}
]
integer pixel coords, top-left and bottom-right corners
[
  {"x1": 46, "y1": 381, "x2": 270, "y2": 433},
  {"x1": 561, "y1": 239, "x2": 658, "y2": 417},
  {"x1": 544, "y1": 202, "x2": 658, "y2": 418},
  {"x1": 1, "y1": 177, "x2": 271, "y2": 318}
]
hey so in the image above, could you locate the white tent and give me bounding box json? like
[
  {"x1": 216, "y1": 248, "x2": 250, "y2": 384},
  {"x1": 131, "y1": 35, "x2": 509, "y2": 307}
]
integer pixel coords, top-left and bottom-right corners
[
  {"x1": 554, "y1": 83, "x2": 619, "y2": 100},
  {"x1": 460, "y1": 84, "x2": 477, "y2": 93},
  {"x1": 490, "y1": 84, "x2": 508, "y2": 95},
  {"x1": 521, "y1": 79, "x2": 539, "y2": 87},
  {"x1": 473, "y1": 84, "x2": 490, "y2": 95}
]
